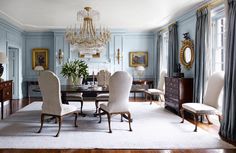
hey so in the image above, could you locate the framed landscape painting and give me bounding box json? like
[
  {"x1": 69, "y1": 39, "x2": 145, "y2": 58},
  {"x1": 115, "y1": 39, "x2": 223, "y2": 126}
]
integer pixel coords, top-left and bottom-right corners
[
  {"x1": 32, "y1": 48, "x2": 49, "y2": 70},
  {"x1": 129, "y1": 51, "x2": 148, "y2": 67}
]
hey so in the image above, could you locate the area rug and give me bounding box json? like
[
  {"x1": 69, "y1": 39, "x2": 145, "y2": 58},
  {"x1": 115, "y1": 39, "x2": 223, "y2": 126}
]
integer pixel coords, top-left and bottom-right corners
[{"x1": 0, "y1": 102, "x2": 234, "y2": 149}]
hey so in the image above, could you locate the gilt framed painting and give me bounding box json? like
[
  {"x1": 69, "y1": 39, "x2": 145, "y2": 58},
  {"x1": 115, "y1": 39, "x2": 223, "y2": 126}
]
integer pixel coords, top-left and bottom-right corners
[
  {"x1": 32, "y1": 48, "x2": 49, "y2": 70},
  {"x1": 129, "y1": 51, "x2": 148, "y2": 67}
]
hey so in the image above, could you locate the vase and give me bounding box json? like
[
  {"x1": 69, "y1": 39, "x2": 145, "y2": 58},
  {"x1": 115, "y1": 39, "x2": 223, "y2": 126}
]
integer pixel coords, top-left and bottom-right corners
[
  {"x1": 74, "y1": 77, "x2": 83, "y2": 86},
  {"x1": 67, "y1": 76, "x2": 74, "y2": 85}
]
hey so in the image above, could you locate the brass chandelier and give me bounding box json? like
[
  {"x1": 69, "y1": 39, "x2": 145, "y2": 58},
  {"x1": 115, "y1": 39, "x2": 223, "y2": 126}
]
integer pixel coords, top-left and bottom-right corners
[{"x1": 65, "y1": 7, "x2": 111, "y2": 55}]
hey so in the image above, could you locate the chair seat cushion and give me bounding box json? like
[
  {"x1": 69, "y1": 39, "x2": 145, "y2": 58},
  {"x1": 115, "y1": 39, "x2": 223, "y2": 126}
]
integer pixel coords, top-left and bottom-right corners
[
  {"x1": 100, "y1": 102, "x2": 129, "y2": 113},
  {"x1": 145, "y1": 89, "x2": 164, "y2": 95},
  {"x1": 61, "y1": 104, "x2": 77, "y2": 116},
  {"x1": 96, "y1": 93, "x2": 109, "y2": 101},
  {"x1": 182, "y1": 103, "x2": 220, "y2": 115},
  {"x1": 66, "y1": 93, "x2": 83, "y2": 101}
]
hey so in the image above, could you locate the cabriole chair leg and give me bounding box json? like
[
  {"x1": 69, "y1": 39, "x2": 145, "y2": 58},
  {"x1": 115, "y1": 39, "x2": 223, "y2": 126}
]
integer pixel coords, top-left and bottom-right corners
[
  {"x1": 74, "y1": 112, "x2": 78, "y2": 127},
  {"x1": 55, "y1": 116, "x2": 62, "y2": 137},
  {"x1": 107, "y1": 113, "x2": 112, "y2": 133},
  {"x1": 180, "y1": 108, "x2": 185, "y2": 123},
  {"x1": 194, "y1": 114, "x2": 198, "y2": 132},
  {"x1": 128, "y1": 112, "x2": 132, "y2": 131},
  {"x1": 98, "y1": 108, "x2": 102, "y2": 123},
  {"x1": 37, "y1": 114, "x2": 45, "y2": 133}
]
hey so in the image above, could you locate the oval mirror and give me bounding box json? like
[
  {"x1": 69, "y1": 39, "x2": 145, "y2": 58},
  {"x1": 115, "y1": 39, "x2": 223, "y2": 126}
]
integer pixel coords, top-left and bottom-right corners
[
  {"x1": 180, "y1": 38, "x2": 194, "y2": 69},
  {"x1": 184, "y1": 47, "x2": 191, "y2": 63}
]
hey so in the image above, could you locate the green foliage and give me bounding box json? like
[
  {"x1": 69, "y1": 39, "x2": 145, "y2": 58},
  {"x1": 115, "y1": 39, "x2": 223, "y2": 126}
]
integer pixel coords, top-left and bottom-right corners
[{"x1": 61, "y1": 60, "x2": 89, "y2": 83}]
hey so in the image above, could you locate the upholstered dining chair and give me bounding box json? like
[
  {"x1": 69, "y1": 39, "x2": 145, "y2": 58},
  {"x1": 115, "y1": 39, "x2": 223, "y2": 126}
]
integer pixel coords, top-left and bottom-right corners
[
  {"x1": 180, "y1": 71, "x2": 224, "y2": 132},
  {"x1": 94, "y1": 70, "x2": 111, "y2": 114},
  {"x1": 37, "y1": 71, "x2": 78, "y2": 137},
  {"x1": 144, "y1": 70, "x2": 167, "y2": 104},
  {"x1": 98, "y1": 71, "x2": 133, "y2": 133}
]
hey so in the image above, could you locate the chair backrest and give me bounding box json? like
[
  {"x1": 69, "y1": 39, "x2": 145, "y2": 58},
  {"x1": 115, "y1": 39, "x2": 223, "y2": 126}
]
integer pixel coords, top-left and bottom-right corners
[
  {"x1": 157, "y1": 70, "x2": 167, "y2": 90},
  {"x1": 204, "y1": 71, "x2": 224, "y2": 109},
  {"x1": 97, "y1": 70, "x2": 111, "y2": 86},
  {"x1": 38, "y1": 71, "x2": 62, "y2": 115},
  {"x1": 108, "y1": 71, "x2": 133, "y2": 112}
]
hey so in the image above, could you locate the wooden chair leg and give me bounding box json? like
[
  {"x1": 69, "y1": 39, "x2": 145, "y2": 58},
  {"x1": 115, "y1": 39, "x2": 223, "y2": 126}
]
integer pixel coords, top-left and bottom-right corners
[
  {"x1": 180, "y1": 108, "x2": 185, "y2": 123},
  {"x1": 107, "y1": 113, "x2": 112, "y2": 133},
  {"x1": 205, "y1": 115, "x2": 212, "y2": 124},
  {"x1": 150, "y1": 95, "x2": 153, "y2": 105},
  {"x1": 55, "y1": 116, "x2": 62, "y2": 137},
  {"x1": 37, "y1": 114, "x2": 45, "y2": 133},
  {"x1": 127, "y1": 112, "x2": 132, "y2": 132},
  {"x1": 120, "y1": 114, "x2": 123, "y2": 122},
  {"x1": 194, "y1": 114, "x2": 198, "y2": 132},
  {"x1": 74, "y1": 113, "x2": 78, "y2": 127},
  {"x1": 98, "y1": 108, "x2": 102, "y2": 123},
  {"x1": 95, "y1": 100, "x2": 99, "y2": 114}
]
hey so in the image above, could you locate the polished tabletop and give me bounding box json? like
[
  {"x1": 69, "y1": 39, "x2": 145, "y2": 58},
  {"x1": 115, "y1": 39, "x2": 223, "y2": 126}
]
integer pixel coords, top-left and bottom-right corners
[{"x1": 61, "y1": 85, "x2": 146, "y2": 93}]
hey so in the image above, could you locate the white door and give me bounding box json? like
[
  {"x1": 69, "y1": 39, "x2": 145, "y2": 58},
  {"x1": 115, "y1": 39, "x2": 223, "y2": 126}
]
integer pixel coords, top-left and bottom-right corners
[{"x1": 8, "y1": 47, "x2": 19, "y2": 99}]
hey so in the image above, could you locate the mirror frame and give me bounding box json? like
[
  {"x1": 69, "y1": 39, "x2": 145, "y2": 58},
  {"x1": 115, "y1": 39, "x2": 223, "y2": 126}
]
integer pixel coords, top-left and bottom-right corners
[{"x1": 180, "y1": 39, "x2": 194, "y2": 69}]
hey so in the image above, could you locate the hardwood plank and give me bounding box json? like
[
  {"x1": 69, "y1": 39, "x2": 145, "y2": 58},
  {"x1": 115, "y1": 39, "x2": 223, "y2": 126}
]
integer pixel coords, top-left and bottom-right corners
[{"x1": 0, "y1": 149, "x2": 236, "y2": 153}]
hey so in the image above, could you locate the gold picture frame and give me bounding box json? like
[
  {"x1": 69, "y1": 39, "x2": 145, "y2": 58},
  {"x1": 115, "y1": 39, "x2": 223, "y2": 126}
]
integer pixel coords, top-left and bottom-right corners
[
  {"x1": 32, "y1": 48, "x2": 49, "y2": 70},
  {"x1": 129, "y1": 51, "x2": 148, "y2": 67}
]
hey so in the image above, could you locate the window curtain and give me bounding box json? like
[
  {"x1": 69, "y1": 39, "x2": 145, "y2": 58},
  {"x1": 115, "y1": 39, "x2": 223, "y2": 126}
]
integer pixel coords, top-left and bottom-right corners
[
  {"x1": 154, "y1": 33, "x2": 162, "y2": 88},
  {"x1": 193, "y1": 8, "x2": 209, "y2": 103},
  {"x1": 219, "y1": 0, "x2": 236, "y2": 142},
  {"x1": 167, "y1": 23, "x2": 178, "y2": 77}
]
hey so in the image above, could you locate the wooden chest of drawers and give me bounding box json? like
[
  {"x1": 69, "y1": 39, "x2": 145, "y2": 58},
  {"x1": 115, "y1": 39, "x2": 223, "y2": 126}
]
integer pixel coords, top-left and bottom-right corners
[
  {"x1": 164, "y1": 77, "x2": 193, "y2": 114},
  {"x1": 0, "y1": 80, "x2": 13, "y2": 119}
]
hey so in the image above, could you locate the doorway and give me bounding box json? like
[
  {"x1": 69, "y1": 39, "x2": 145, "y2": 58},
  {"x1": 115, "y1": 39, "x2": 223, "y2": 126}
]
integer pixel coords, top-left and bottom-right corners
[{"x1": 8, "y1": 47, "x2": 19, "y2": 99}]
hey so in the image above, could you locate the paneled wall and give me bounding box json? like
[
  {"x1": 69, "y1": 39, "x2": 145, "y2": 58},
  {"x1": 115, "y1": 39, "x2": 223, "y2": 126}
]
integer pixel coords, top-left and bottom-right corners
[
  {"x1": 24, "y1": 32, "x2": 54, "y2": 80},
  {"x1": 177, "y1": 11, "x2": 196, "y2": 78},
  {"x1": 0, "y1": 19, "x2": 24, "y2": 99},
  {"x1": 53, "y1": 30, "x2": 155, "y2": 85}
]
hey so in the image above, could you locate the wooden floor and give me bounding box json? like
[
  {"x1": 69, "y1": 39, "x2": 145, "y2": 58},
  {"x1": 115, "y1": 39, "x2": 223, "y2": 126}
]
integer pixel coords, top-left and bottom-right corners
[{"x1": 0, "y1": 98, "x2": 235, "y2": 153}]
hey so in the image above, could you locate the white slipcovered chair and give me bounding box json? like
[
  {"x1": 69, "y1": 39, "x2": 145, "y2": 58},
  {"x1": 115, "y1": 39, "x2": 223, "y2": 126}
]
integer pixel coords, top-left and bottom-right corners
[
  {"x1": 94, "y1": 70, "x2": 111, "y2": 114},
  {"x1": 37, "y1": 71, "x2": 78, "y2": 137},
  {"x1": 98, "y1": 71, "x2": 133, "y2": 133},
  {"x1": 180, "y1": 71, "x2": 224, "y2": 132},
  {"x1": 145, "y1": 70, "x2": 167, "y2": 104}
]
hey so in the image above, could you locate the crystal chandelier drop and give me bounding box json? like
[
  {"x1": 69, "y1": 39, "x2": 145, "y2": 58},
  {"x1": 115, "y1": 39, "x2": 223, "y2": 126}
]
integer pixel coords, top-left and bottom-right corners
[{"x1": 65, "y1": 7, "x2": 111, "y2": 55}]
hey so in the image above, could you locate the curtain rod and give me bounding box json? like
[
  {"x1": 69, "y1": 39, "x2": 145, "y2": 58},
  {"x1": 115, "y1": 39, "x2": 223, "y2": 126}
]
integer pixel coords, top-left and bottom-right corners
[
  {"x1": 198, "y1": 0, "x2": 223, "y2": 11},
  {"x1": 158, "y1": 22, "x2": 177, "y2": 33}
]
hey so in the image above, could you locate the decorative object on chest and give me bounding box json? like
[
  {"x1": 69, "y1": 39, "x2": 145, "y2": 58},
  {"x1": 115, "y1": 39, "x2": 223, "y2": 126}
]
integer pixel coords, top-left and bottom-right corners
[{"x1": 164, "y1": 77, "x2": 193, "y2": 114}]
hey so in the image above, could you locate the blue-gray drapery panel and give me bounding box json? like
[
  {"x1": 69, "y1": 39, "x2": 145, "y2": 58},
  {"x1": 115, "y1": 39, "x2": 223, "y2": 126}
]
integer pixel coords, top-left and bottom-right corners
[
  {"x1": 154, "y1": 34, "x2": 162, "y2": 88},
  {"x1": 167, "y1": 23, "x2": 178, "y2": 77},
  {"x1": 219, "y1": 0, "x2": 236, "y2": 142},
  {"x1": 193, "y1": 8, "x2": 208, "y2": 103}
]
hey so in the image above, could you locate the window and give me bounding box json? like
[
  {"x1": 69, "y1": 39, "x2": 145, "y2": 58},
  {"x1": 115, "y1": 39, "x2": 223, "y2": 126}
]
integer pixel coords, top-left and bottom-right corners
[
  {"x1": 209, "y1": 6, "x2": 225, "y2": 122},
  {"x1": 160, "y1": 31, "x2": 168, "y2": 71},
  {"x1": 211, "y1": 7, "x2": 226, "y2": 72}
]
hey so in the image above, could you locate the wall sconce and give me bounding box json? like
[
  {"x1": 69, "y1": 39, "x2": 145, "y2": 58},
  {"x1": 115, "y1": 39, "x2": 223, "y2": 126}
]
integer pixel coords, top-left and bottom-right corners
[
  {"x1": 116, "y1": 48, "x2": 123, "y2": 64},
  {"x1": 57, "y1": 49, "x2": 64, "y2": 64}
]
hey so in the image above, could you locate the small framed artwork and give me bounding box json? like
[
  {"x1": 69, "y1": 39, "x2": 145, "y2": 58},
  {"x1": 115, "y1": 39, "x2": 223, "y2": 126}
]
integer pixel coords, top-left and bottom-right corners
[
  {"x1": 129, "y1": 51, "x2": 148, "y2": 67},
  {"x1": 32, "y1": 48, "x2": 49, "y2": 70}
]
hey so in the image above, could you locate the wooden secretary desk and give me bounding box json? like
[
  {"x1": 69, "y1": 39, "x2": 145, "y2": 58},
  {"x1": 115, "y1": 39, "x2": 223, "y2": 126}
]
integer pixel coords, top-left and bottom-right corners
[
  {"x1": 164, "y1": 77, "x2": 193, "y2": 114},
  {"x1": 0, "y1": 80, "x2": 13, "y2": 119}
]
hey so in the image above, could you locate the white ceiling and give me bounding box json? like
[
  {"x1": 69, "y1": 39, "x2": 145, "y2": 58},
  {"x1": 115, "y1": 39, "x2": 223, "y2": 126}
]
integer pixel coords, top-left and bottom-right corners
[{"x1": 0, "y1": 0, "x2": 205, "y2": 32}]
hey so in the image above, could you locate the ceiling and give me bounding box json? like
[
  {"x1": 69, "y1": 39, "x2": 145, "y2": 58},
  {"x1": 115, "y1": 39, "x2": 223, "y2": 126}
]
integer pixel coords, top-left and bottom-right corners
[{"x1": 0, "y1": 0, "x2": 205, "y2": 32}]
